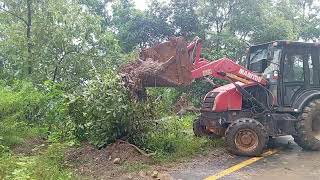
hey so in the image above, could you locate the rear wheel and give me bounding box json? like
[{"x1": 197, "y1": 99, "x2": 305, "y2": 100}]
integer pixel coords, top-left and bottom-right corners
[
  {"x1": 225, "y1": 118, "x2": 268, "y2": 156},
  {"x1": 193, "y1": 118, "x2": 222, "y2": 138},
  {"x1": 294, "y1": 99, "x2": 320, "y2": 150}
]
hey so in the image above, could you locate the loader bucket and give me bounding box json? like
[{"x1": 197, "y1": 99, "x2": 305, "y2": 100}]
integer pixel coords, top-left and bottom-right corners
[
  {"x1": 120, "y1": 37, "x2": 193, "y2": 98},
  {"x1": 139, "y1": 37, "x2": 193, "y2": 87}
]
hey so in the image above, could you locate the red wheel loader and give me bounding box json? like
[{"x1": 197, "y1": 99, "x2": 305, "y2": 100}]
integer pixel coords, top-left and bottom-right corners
[{"x1": 121, "y1": 37, "x2": 320, "y2": 156}]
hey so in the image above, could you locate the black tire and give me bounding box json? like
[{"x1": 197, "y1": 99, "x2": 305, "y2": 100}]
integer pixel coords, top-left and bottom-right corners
[
  {"x1": 293, "y1": 99, "x2": 320, "y2": 150},
  {"x1": 193, "y1": 118, "x2": 221, "y2": 138},
  {"x1": 193, "y1": 118, "x2": 205, "y2": 137},
  {"x1": 225, "y1": 118, "x2": 268, "y2": 156}
]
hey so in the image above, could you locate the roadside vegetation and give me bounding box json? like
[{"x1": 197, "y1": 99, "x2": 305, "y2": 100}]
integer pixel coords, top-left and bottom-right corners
[
  {"x1": 0, "y1": 79, "x2": 222, "y2": 179},
  {"x1": 0, "y1": 0, "x2": 319, "y2": 179}
]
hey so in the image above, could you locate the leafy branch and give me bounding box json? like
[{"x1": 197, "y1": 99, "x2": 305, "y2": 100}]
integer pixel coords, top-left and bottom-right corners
[{"x1": 0, "y1": 5, "x2": 28, "y2": 25}]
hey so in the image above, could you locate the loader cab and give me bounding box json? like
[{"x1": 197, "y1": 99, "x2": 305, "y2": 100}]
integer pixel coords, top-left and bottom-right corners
[{"x1": 247, "y1": 41, "x2": 320, "y2": 111}]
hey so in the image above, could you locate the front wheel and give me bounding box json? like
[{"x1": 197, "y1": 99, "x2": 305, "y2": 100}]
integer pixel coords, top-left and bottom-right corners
[{"x1": 225, "y1": 118, "x2": 268, "y2": 156}]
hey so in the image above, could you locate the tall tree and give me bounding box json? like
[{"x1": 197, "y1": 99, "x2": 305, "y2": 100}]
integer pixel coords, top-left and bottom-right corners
[
  {"x1": 0, "y1": 0, "x2": 33, "y2": 75},
  {"x1": 0, "y1": 0, "x2": 121, "y2": 87},
  {"x1": 169, "y1": 0, "x2": 200, "y2": 38},
  {"x1": 79, "y1": 0, "x2": 113, "y2": 26},
  {"x1": 111, "y1": 0, "x2": 173, "y2": 52}
]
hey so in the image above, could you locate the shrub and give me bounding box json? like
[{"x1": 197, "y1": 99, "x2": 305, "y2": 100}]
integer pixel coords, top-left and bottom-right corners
[
  {"x1": 0, "y1": 81, "x2": 48, "y2": 149},
  {"x1": 133, "y1": 114, "x2": 223, "y2": 160},
  {"x1": 0, "y1": 80, "x2": 75, "y2": 145},
  {"x1": 0, "y1": 81, "x2": 44, "y2": 122},
  {"x1": 68, "y1": 71, "x2": 158, "y2": 147},
  {"x1": 147, "y1": 87, "x2": 180, "y2": 115},
  {"x1": 37, "y1": 82, "x2": 76, "y2": 143}
]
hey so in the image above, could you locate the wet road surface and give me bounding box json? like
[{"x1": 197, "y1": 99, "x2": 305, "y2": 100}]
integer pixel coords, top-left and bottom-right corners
[{"x1": 170, "y1": 136, "x2": 320, "y2": 180}]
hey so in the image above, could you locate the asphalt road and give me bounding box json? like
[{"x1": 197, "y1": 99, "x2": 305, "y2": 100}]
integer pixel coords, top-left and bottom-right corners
[{"x1": 169, "y1": 136, "x2": 320, "y2": 180}]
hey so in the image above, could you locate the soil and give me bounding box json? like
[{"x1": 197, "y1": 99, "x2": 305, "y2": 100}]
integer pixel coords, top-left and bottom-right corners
[
  {"x1": 64, "y1": 140, "x2": 227, "y2": 180},
  {"x1": 12, "y1": 137, "x2": 48, "y2": 156},
  {"x1": 64, "y1": 140, "x2": 153, "y2": 179}
]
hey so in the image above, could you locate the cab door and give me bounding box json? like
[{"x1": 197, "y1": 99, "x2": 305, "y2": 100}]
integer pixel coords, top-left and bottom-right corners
[{"x1": 280, "y1": 46, "x2": 320, "y2": 106}]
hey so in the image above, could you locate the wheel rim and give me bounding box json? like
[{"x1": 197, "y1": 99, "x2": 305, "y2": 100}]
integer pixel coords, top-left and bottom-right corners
[
  {"x1": 234, "y1": 128, "x2": 259, "y2": 152},
  {"x1": 312, "y1": 113, "x2": 320, "y2": 141}
]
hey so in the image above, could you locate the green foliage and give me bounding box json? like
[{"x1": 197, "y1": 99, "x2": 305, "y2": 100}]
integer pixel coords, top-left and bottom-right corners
[
  {"x1": 68, "y1": 71, "x2": 159, "y2": 147},
  {"x1": 0, "y1": 143, "x2": 73, "y2": 180},
  {"x1": 0, "y1": 0, "x2": 122, "y2": 87},
  {"x1": 0, "y1": 81, "x2": 73, "y2": 179},
  {"x1": 112, "y1": 0, "x2": 174, "y2": 52},
  {"x1": 38, "y1": 82, "x2": 77, "y2": 143},
  {"x1": 169, "y1": 0, "x2": 199, "y2": 37},
  {"x1": 0, "y1": 118, "x2": 45, "y2": 149},
  {"x1": 133, "y1": 115, "x2": 223, "y2": 161},
  {"x1": 0, "y1": 81, "x2": 43, "y2": 121},
  {"x1": 0, "y1": 80, "x2": 76, "y2": 145},
  {"x1": 0, "y1": 0, "x2": 320, "y2": 178},
  {"x1": 121, "y1": 161, "x2": 151, "y2": 172},
  {"x1": 69, "y1": 71, "x2": 132, "y2": 146},
  {"x1": 31, "y1": 143, "x2": 73, "y2": 179},
  {"x1": 147, "y1": 87, "x2": 180, "y2": 115}
]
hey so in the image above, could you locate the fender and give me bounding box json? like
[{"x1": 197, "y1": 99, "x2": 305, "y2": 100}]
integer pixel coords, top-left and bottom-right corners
[
  {"x1": 210, "y1": 82, "x2": 258, "y2": 112},
  {"x1": 292, "y1": 89, "x2": 320, "y2": 112}
]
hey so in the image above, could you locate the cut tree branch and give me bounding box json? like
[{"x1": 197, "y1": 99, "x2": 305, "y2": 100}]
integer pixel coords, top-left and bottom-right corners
[{"x1": 117, "y1": 140, "x2": 155, "y2": 157}]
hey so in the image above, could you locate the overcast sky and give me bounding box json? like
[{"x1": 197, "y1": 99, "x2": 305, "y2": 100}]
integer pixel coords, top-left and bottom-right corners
[
  {"x1": 133, "y1": 0, "x2": 148, "y2": 10},
  {"x1": 133, "y1": 0, "x2": 168, "y2": 10}
]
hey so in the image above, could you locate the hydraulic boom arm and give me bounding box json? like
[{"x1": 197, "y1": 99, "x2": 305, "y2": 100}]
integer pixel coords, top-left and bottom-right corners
[{"x1": 188, "y1": 38, "x2": 267, "y2": 86}]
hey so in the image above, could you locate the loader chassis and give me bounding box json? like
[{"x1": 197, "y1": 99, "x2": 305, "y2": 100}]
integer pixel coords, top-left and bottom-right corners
[{"x1": 196, "y1": 41, "x2": 320, "y2": 156}]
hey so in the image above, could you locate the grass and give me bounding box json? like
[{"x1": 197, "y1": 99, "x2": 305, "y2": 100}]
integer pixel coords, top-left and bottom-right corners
[
  {"x1": 136, "y1": 114, "x2": 224, "y2": 162},
  {"x1": 0, "y1": 119, "x2": 74, "y2": 180},
  {"x1": 0, "y1": 117, "x2": 47, "y2": 148},
  {"x1": 0, "y1": 144, "x2": 74, "y2": 180}
]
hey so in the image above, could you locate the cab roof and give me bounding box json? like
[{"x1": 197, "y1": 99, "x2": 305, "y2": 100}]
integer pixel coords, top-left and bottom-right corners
[{"x1": 251, "y1": 40, "x2": 320, "y2": 48}]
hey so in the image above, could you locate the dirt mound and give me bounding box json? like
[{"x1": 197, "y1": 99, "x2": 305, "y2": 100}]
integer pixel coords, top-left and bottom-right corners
[{"x1": 65, "y1": 141, "x2": 152, "y2": 179}]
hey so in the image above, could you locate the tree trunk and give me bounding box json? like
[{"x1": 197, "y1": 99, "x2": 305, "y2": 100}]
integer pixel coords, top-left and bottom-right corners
[{"x1": 27, "y1": 0, "x2": 32, "y2": 75}]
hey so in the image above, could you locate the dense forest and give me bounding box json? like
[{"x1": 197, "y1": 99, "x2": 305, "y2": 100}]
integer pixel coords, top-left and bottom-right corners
[{"x1": 0, "y1": 0, "x2": 320, "y2": 179}]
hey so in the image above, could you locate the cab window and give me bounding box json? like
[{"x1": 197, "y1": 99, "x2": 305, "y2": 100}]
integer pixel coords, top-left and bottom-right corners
[
  {"x1": 248, "y1": 46, "x2": 268, "y2": 73},
  {"x1": 283, "y1": 47, "x2": 320, "y2": 85},
  {"x1": 283, "y1": 53, "x2": 304, "y2": 82}
]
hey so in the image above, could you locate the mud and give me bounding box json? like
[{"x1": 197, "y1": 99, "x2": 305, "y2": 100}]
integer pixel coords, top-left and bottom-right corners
[{"x1": 120, "y1": 37, "x2": 193, "y2": 99}]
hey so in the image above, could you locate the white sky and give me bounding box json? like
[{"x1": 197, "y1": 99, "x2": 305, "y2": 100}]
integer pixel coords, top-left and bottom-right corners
[
  {"x1": 133, "y1": 0, "x2": 148, "y2": 10},
  {"x1": 133, "y1": 0, "x2": 168, "y2": 10}
]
